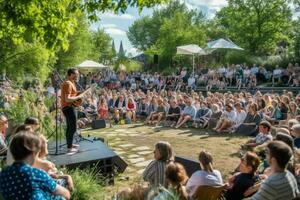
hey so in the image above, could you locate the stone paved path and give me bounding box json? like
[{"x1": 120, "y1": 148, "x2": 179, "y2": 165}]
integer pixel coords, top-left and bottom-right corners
[{"x1": 87, "y1": 126, "x2": 154, "y2": 178}]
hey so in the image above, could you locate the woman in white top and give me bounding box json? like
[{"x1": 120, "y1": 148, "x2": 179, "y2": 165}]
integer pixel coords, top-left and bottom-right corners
[{"x1": 186, "y1": 150, "x2": 223, "y2": 197}]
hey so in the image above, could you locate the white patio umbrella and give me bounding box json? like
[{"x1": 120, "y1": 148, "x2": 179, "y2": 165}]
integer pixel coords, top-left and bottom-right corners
[
  {"x1": 77, "y1": 60, "x2": 108, "y2": 69},
  {"x1": 176, "y1": 44, "x2": 206, "y2": 75},
  {"x1": 207, "y1": 38, "x2": 244, "y2": 50}
]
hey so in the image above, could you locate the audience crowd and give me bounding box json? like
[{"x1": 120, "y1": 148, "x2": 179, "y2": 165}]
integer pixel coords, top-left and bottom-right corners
[
  {"x1": 52, "y1": 62, "x2": 300, "y2": 93},
  {"x1": 0, "y1": 63, "x2": 300, "y2": 199}
]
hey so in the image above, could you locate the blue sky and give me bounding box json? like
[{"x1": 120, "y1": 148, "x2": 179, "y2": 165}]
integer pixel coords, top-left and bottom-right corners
[
  {"x1": 90, "y1": 0, "x2": 299, "y2": 56},
  {"x1": 90, "y1": 0, "x2": 228, "y2": 56}
]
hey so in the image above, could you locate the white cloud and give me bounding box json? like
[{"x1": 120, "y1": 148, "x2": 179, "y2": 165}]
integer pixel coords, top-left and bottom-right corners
[
  {"x1": 101, "y1": 24, "x2": 118, "y2": 29},
  {"x1": 99, "y1": 12, "x2": 135, "y2": 20},
  {"x1": 187, "y1": 0, "x2": 227, "y2": 10},
  {"x1": 104, "y1": 27, "x2": 127, "y2": 36},
  {"x1": 127, "y1": 47, "x2": 140, "y2": 56}
]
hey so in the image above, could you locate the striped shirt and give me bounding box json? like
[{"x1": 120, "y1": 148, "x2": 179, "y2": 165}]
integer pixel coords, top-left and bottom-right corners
[
  {"x1": 252, "y1": 171, "x2": 299, "y2": 200},
  {"x1": 143, "y1": 160, "x2": 167, "y2": 188}
]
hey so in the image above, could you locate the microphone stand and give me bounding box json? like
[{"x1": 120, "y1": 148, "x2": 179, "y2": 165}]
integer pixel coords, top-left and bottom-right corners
[{"x1": 48, "y1": 70, "x2": 65, "y2": 155}]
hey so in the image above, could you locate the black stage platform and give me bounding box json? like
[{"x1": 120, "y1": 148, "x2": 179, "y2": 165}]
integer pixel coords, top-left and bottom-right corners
[{"x1": 47, "y1": 138, "x2": 127, "y2": 175}]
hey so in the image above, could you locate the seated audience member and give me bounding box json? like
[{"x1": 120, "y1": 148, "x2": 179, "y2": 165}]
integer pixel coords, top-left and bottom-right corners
[
  {"x1": 24, "y1": 117, "x2": 40, "y2": 132},
  {"x1": 146, "y1": 98, "x2": 166, "y2": 126},
  {"x1": 146, "y1": 97, "x2": 158, "y2": 117},
  {"x1": 114, "y1": 94, "x2": 126, "y2": 123},
  {"x1": 175, "y1": 97, "x2": 196, "y2": 128},
  {"x1": 242, "y1": 121, "x2": 273, "y2": 149},
  {"x1": 126, "y1": 97, "x2": 136, "y2": 122},
  {"x1": 236, "y1": 103, "x2": 261, "y2": 136},
  {"x1": 33, "y1": 135, "x2": 74, "y2": 192},
  {"x1": 154, "y1": 162, "x2": 188, "y2": 200},
  {"x1": 0, "y1": 115, "x2": 8, "y2": 155},
  {"x1": 251, "y1": 141, "x2": 299, "y2": 200},
  {"x1": 108, "y1": 93, "x2": 117, "y2": 113},
  {"x1": 207, "y1": 104, "x2": 223, "y2": 129},
  {"x1": 6, "y1": 124, "x2": 34, "y2": 166},
  {"x1": 225, "y1": 152, "x2": 260, "y2": 200},
  {"x1": 288, "y1": 101, "x2": 300, "y2": 120},
  {"x1": 82, "y1": 98, "x2": 98, "y2": 119},
  {"x1": 143, "y1": 141, "x2": 173, "y2": 188},
  {"x1": 97, "y1": 97, "x2": 108, "y2": 120},
  {"x1": 193, "y1": 102, "x2": 212, "y2": 128},
  {"x1": 232, "y1": 102, "x2": 247, "y2": 130},
  {"x1": 186, "y1": 150, "x2": 223, "y2": 197},
  {"x1": 263, "y1": 100, "x2": 282, "y2": 123},
  {"x1": 0, "y1": 131, "x2": 71, "y2": 200},
  {"x1": 166, "y1": 100, "x2": 181, "y2": 127},
  {"x1": 137, "y1": 97, "x2": 149, "y2": 118},
  {"x1": 213, "y1": 103, "x2": 236, "y2": 133},
  {"x1": 33, "y1": 135, "x2": 57, "y2": 173},
  {"x1": 292, "y1": 124, "x2": 300, "y2": 148}
]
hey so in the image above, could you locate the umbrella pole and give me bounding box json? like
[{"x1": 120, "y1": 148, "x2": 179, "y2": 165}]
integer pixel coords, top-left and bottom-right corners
[{"x1": 192, "y1": 54, "x2": 195, "y2": 75}]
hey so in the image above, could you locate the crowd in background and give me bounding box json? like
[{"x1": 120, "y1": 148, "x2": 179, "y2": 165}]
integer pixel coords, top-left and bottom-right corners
[
  {"x1": 0, "y1": 63, "x2": 300, "y2": 199},
  {"x1": 48, "y1": 62, "x2": 300, "y2": 93}
]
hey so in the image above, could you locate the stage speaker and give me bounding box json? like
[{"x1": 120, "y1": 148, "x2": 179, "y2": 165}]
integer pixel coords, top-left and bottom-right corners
[
  {"x1": 175, "y1": 156, "x2": 200, "y2": 177},
  {"x1": 91, "y1": 119, "x2": 106, "y2": 129},
  {"x1": 153, "y1": 54, "x2": 159, "y2": 64},
  {"x1": 112, "y1": 155, "x2": 128, "y2": 173}
]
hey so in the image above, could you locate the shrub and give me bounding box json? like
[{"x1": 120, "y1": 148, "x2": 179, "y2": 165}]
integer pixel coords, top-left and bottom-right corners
[
  {"x1": 1, "y1": 90, "x2": 56, "y2": 137},
  {"x1": 67, "y1": 168, "x2": 107, "y2": 200}
]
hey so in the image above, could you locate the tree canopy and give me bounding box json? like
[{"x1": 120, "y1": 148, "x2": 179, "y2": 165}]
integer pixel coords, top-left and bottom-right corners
[
  {"x1": 217, "y1": 0, "x2": 292, "y2": 55},
  {"x1": 0, "y1": 0, "x2": 166, "y2": 81}
]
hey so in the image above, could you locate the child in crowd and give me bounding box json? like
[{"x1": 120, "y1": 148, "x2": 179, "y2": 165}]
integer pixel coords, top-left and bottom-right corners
[
  {"x1": 154, "y1": 162, "x2": 188, "y2": 200},
  {"x1": 242, "y1": 121, "x2": 273, "y2": 149}
]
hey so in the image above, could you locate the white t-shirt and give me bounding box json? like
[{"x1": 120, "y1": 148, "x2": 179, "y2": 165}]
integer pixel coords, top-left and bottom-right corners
[
  {"x1": 234, "y1": 110, "x2": 247, "y2": 128},
  {"x1": 186, "y1": 170, "x2": 223, "y2": 197},
  {"x1": 188, "y1": 77, "x2": 195, "y2": 86},
  {"x1": 273, "y1": 69, "x2": 282, "y2": 76}
]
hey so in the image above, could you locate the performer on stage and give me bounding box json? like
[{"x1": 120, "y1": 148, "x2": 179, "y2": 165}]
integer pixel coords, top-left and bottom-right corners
[{"x1": 61, "y1": 68, "x2": 83, "y2": 153}]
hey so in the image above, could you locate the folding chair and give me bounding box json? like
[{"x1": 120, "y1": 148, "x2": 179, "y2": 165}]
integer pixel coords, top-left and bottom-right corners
[{"x1": 192, "y1": 185, "x2": 226, "y2": 200}]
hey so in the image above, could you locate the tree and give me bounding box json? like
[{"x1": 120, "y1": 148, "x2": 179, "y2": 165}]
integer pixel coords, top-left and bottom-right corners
[
  {"x1": 55, "y1": 14, "x2": 94, "y2": 70},
  {"x1": 217, "y1": 0, "x2": 293, "y2": 55},
  {"x1": 154, "y1": 11, "x2": 207, "y2": 66},
  {"x1": 4, "y1": 42, "x2": 53, "y2": 83},
  {"x1": 127, "y1": 0, "x2": 188, "y2": 51},
  {"x1": 128, "y1": 0, "x2": 207, "y2": 68},
  {"x1": 0, "y1": 0, "x2": 165, "y2": 81},
  {"x1": 0, "y1": 0, "x2": 166, "y2": 52},
  {"x1": 90, "y1": 29, "x2": 114, "y2": 64}
]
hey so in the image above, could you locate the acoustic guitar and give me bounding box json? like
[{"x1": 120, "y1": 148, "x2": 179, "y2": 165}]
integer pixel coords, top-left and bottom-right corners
[{"x1": 72, "y1": 83, "x2": 97, "y2": 107}]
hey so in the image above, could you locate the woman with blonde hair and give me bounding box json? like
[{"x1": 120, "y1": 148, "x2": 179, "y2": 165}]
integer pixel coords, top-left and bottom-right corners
[
  {"x1": 33, "y1": 135, "x2": 57, "y2": 173},
  {"x1": 288, "y1": 101, "x2": 300, "y2": 120}
]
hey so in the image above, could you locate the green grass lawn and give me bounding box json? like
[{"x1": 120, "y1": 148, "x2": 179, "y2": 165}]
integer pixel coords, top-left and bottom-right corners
[{"x1": 81, "y1": 124, "x2": 251, "y2": 198}]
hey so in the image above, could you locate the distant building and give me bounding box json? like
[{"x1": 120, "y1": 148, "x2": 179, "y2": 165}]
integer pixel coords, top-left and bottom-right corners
[
  {"x1": 112, "y1": 40, "x2": 116, "y2": 54},
  {"x1": 118, "y1": 41, "x2": 125, "y2": 57}
]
